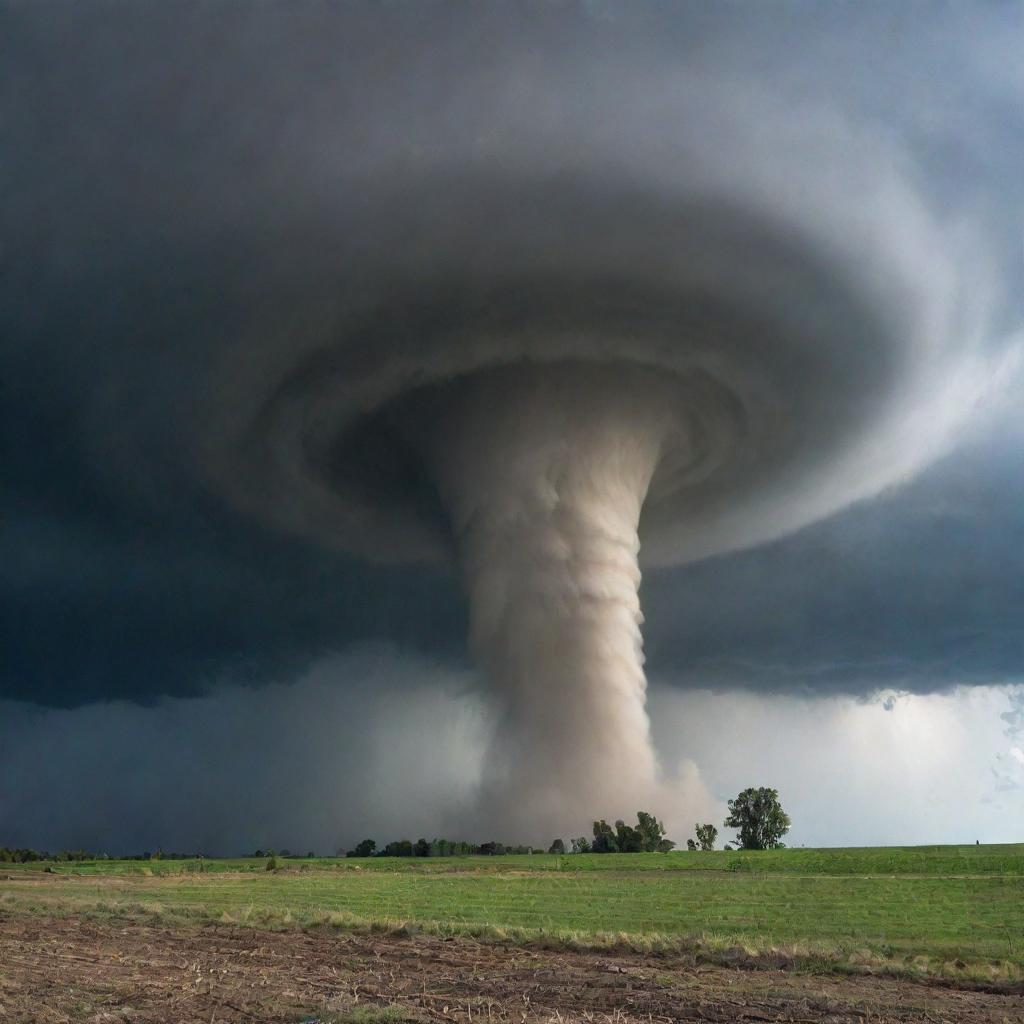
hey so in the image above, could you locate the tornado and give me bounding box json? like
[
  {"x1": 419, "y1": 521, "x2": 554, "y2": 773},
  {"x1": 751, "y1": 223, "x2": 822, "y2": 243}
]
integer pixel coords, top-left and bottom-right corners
[
  {"x1": 16, "y1": 6, "x2": 1012, "y2": 839},
  {"x1": 403, "y1": 363, "x2": 689, "y2": 830},
  {"x1": 342, "y1": 357, "x2": 741, "y2": 831},
  {"x1": 198, "y1": 88, "x2": 997, "y2": 837},
  {"x1": 200, "y1": 157, "x2": 994, "y2": 834}
]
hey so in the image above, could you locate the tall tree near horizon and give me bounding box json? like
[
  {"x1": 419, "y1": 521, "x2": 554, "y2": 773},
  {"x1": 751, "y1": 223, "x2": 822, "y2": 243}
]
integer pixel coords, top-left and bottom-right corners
[{"x1": 724, "y1": 788, "x2": 791, "y2": 850}]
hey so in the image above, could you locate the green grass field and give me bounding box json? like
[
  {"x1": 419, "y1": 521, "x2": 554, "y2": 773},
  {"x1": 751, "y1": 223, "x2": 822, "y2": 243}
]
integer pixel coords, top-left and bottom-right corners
[
  {"x1": 9, "y1": 843, "x2": 1024, "y2": 876},
  {"x1": 4, "y1": 845, "x2": 1022, "y2": 981}
]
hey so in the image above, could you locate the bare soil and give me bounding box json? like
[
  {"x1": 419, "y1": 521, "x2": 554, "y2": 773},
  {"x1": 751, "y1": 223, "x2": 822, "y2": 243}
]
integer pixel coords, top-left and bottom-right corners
[{"x1": 0, "y1": 915, "x2": 1020, "y2": 1024}]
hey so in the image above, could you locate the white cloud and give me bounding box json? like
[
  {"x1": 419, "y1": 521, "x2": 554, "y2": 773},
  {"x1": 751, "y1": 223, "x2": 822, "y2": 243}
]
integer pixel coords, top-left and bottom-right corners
[{"x1": 647, "y1": 682, "x2": 1024, "y2": 846}]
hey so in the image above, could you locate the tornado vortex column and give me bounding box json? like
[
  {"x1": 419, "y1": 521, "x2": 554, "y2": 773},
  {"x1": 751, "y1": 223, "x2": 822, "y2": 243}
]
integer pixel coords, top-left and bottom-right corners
[
  {"x1": 406, "y1": 363, "x2": 688, "y2": 831},
  {"x1": 7, "y1": 4, "x2": 1012, "y2": 843},
  {"x1": 203, "y1": 172, "x2": 994, "y2": 838}
]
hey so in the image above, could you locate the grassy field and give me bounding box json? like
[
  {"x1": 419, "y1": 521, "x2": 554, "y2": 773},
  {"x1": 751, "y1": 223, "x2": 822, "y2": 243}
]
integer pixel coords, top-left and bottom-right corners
[
  {"x1": 3, "y1": 845, "x2": 1023, "y2": 982},
  {"x1": 8, "y1": 843, "x2": 1024, "y2": 876}
]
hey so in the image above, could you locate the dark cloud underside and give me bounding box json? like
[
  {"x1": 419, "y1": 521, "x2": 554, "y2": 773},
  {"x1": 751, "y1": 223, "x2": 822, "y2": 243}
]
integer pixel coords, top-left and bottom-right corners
[{"x1": 2, "y1": 1, "x2": 1022, "y2": 710}]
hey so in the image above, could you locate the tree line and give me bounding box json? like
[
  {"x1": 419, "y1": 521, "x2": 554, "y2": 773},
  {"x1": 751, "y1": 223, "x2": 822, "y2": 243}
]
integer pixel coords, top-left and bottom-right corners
[
  {"x1": 342, "y1": 791, "x2": 790, "y2": 859},
  {"x1": 0, "y1": 847, "x2": 206, "y2": 863},
  {"x1": 3, "y1": 787, "x2": 791, "y2": 863},
  {"x1": 344, "y1": 837, "x2": 545, "y2": 858},
  {"x1": 0, "y1": 847, "x2": 96, "y2": 863},
  {"x1": 557, "y1": 810, "x2": 676, "y2": 854}
]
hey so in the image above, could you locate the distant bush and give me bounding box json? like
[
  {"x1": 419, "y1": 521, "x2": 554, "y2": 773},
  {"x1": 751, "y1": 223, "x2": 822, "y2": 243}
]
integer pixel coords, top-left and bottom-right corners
[{"x1": 266, "y1": 856, "x2": 279, "y2": 871}]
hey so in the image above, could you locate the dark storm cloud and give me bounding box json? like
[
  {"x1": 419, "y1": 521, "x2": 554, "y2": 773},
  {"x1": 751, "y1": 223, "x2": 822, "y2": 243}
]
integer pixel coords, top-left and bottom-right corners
[
  {"x1": 0, "y1": 650, "x2": 487, "y2": 856},
  {"x1": 2, "y1": 1, "x2": 1022, "y2": 711},
  {"x1": 644, "y1": 429, "x2": 1024, "y2": 696}
]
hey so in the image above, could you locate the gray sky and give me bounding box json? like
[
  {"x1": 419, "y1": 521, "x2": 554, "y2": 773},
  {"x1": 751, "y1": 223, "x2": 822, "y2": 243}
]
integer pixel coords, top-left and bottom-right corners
[{"x1": 2, "y1": 1, "x2": 1023, "y2": 852}]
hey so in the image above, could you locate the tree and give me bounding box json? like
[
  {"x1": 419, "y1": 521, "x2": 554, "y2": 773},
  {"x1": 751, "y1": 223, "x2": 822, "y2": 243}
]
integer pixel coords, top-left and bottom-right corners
[
  {"x1": 724, "y1": 787, "x2": 791, "y2": 850},
  {"x1": 413, "y1": 838, "x2": 430, "y2": 857},
  {"x1": 548, "y1": 839, "x2": 566, "y2": 854},
  {"x1": 591, "y1": 812, "x2": 673, "y2": 853},
  {"x1": 591, "y1": 820, "x2": 618, "y2": 853},
  {"x1": 614, "y1": 819, "x2": 643, "y2": 852},
  {"x1": 686, "y1": 839, "x2": 697, "y2": 851},
  {"x1": 636, "y1": 811, "x2": 670, "y2": 852},
  {"x1": 347, "y1": 838, "x2": 376, "y2": 858},
  {"x1": 571, "y1": 836, "x2": 591, "y2": 854},
  {"x1": 695, "y1": 823, "x2": 718, "y2": 851}
]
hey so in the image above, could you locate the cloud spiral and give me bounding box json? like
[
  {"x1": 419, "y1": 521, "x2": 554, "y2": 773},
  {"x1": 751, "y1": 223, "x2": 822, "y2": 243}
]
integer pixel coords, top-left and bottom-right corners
[{"x1": 3, "y1": 2, "x2": 1019, "y2": 833}]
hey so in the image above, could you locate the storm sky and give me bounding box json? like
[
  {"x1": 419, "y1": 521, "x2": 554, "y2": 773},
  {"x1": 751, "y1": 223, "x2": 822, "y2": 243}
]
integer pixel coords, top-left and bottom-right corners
[{"x1": 2, "y1": 2, "x2": 1023, "y2": 853}]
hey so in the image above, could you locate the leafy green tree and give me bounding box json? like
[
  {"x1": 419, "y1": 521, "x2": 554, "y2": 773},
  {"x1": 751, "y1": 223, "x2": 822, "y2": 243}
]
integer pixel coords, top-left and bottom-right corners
[
  {"x1": 724, "y1": 787, "x2": 791, "y2": 850},
  {"x1": 635, "y1": 811, "x2": 666, "y2": 852},
  {"x1": 591, "y1": 820, "x2": 618, "y2": 853},
  {"x1": 548, "y1": 838, "x2": 566, "y2": 854},
  {"x1": 590, "y1": 813, "x2": 674, "y2": 853},
  {"x1": 686, "y1": 838, "x2": 697, "y2": 851},
  {"x1": 413, "y1": 838, "x2": 430, "y2": 857},
  {"x1": 614, "y1": 819, "x2": 643, "y2": 852},
  {"x1": 347, "y1": 838, "x2": 376, "y2": 858},
  {"x1": 695, "y1": 823, "x2": 718, "y2": 851}
]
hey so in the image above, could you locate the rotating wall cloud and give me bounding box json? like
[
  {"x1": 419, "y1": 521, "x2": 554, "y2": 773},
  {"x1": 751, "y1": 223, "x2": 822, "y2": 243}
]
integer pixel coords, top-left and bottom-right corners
[{"x1": 4, "y1": 4, "x2": 1020, "y2": 842}]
